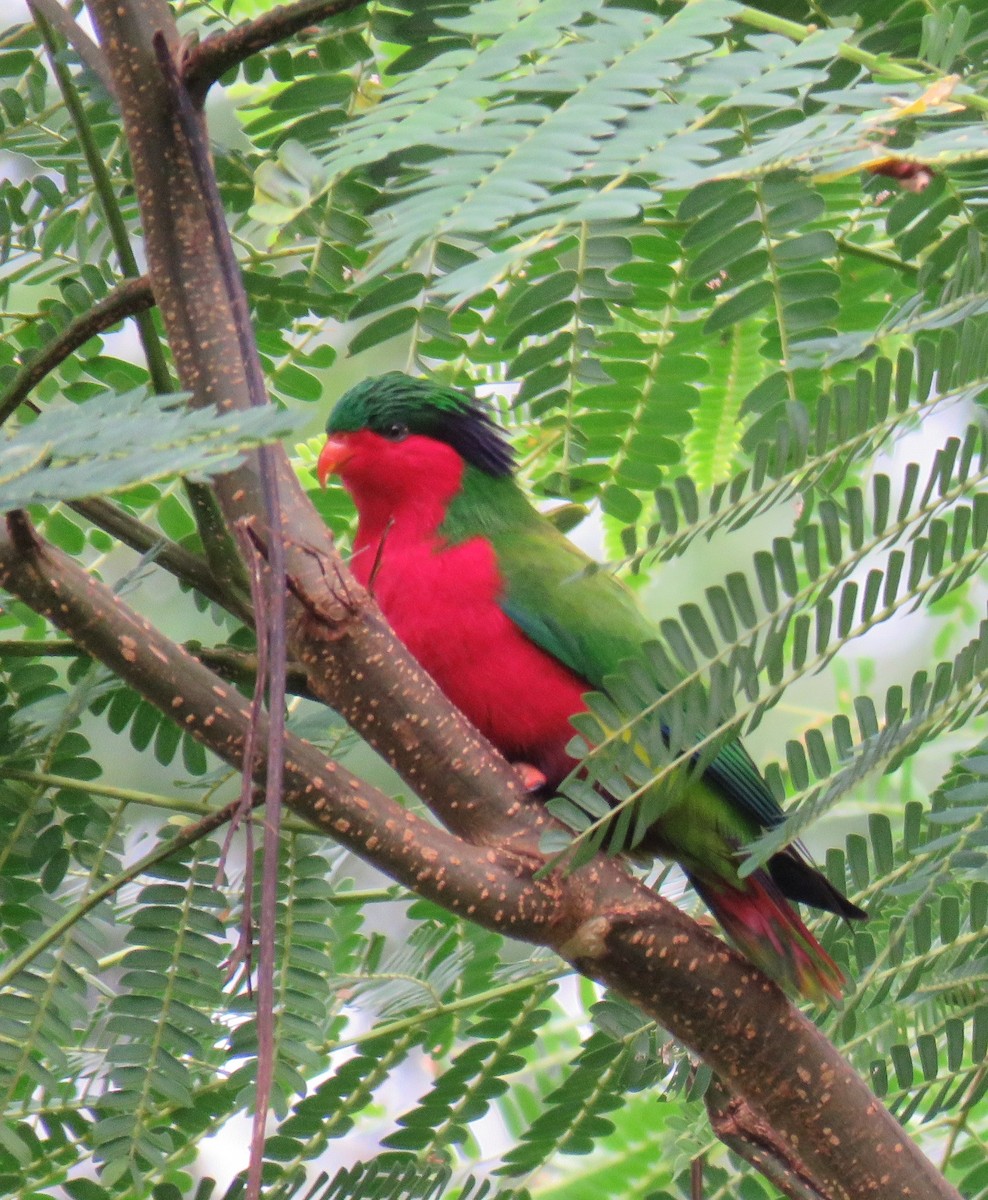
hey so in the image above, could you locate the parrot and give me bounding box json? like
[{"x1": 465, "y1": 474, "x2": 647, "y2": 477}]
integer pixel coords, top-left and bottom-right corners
[{"x1": 317, "y1": 371, "x2": 866, "y2": 1001}]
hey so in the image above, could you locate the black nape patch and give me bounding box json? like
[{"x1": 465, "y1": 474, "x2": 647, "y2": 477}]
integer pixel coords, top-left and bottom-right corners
[
  {"x1": 436, "y1": 403, "x2": 515, "y2": 478},
  {"x1": 328, "y1": 372, "x2": 516, "y2": 478}
]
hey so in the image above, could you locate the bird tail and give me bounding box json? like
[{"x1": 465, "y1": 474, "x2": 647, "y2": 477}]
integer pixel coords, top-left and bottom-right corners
[{"x1": 687, "y1": 870, "x2": 848, "y2": 1004}]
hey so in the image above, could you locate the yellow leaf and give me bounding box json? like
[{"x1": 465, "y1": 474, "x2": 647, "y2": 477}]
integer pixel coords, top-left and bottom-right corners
[{"x1": 870, "y1": 74, "x2": 965, "y2": 123}]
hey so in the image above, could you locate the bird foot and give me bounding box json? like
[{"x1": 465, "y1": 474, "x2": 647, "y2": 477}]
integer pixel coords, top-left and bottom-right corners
[{"x1": 513, "y1": 762, "x2": 547, "y2": 792}]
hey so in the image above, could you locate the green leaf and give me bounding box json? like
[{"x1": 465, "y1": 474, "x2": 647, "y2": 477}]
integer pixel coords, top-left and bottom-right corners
[{"x1": 0, "y1": 390, "x2": 301, "y2": 511}]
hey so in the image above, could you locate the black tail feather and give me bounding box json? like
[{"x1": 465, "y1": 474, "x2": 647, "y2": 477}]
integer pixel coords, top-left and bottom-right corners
[{"x1": 768, "y1": 846, "x2": 867, "y2": 922}]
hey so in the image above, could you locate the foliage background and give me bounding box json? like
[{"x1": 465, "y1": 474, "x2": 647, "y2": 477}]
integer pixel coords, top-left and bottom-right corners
[{"x1": 0, "y1": 0, "x2": 987, "y2": 1197}]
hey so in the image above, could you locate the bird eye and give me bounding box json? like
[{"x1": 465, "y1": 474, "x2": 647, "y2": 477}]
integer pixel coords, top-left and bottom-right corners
[{"x1": 383, "y1": 422, "x2": 409, "y2": 441}]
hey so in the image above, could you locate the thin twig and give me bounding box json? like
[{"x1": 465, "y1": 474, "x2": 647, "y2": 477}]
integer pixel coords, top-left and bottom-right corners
[
  {"x1": 0, "y1": 765, "x2": 325, "y2": 835},
  {"x1": 836, "y1": 237, "x2": 920, "y2": 276},
  {"x1": 218, "y1": 523, "x2": 272, "y2": 993},
  {"x1": 0, "y1": 638, "x2": 320, "y2": 695},
  {"x1": 367, "y1": 517, "x2": 393, "y2": 596},
  {"x1": 0, "y1": 276, "x2": 154, "y2": 428},
  {"x1": 691, "y1": 1156, "x2": 704, "y2": 1200},
  {"x1": 185, "y1": 477, "x2": 252, "y2": 605},
  {"x1": 31, "y1": 9, "x2": 172, "y2": 395},
  {"x1": 70, "y1": 496, "x2": 250, "y2": 618},
  {"x1": 0, "y1": 783, "x2": 264, "y2": 994}
]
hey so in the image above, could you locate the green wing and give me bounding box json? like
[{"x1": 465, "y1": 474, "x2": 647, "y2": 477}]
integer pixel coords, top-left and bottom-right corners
[
  {"x1": 494, "y1": 522, "x2": 651, "y2": 690},
  {"x1": 441, "y1": 469, "x2": 785, "y2": 830},
  {"x1": 440, "y1": 467, "x2": 650, "y2": 688}
]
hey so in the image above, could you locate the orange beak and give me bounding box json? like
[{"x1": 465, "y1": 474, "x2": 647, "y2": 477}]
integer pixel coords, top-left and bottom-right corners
[{"x1": 317, "y1": 435, "x2": 353, "y2": 487}]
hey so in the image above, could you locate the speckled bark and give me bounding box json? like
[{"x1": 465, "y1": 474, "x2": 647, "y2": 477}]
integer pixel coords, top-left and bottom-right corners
[
  {"x1": 51, "y1": 3, "x2": 964, "y2": 1198},
  {"x1": 572, "y1": 912, "x2": 949, "y2": 1199},
  {"x1": 83, "y1": 0, "x2": 534, "y2": 850},
  {"x1": 704, "y1": 1082, "x2": 827, "y2": 1200}
]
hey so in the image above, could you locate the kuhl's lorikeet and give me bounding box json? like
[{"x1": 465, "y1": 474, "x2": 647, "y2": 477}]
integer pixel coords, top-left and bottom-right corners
[{"x1": 317, "y1": 372, "x2": 866, "y2": 1001}]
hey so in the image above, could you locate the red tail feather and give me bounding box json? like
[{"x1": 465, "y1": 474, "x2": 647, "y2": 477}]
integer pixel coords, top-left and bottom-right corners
[{"x1": 689, "y1": 871, "x2": 847, "y2": 1003}]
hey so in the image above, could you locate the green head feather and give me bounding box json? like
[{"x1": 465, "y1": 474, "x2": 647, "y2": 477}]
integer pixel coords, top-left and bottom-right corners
[{"x1": 326, "y1": 372, "x2": 514, "y2": 477}]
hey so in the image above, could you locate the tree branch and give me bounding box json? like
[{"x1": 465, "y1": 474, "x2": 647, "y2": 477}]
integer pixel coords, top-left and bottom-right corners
[
  {"x1": 32, "y1": 5, "x2": 252, "y2": 606},
  {"x1": 184, "y1": 478, "x2": 252, "y2": 607},
  {"x1": 0, "y1": 765, "x2": 322, "y2": 835},
  {"x1": 0, "y1": 778, "x2": 263, "y2": 993},
  {"x1": 0, "y1": 484, "x2": 963, "y2": 1200},
  {"x1": 85, "y1": 0, "x2": 534, "y2": 853},
  {"x1": 0, "y1": 512, "x2": 552, "y2": 937},
  {"x1": 0, "y1": 638, "x2": 315, "y2": 698},
  {"x1": 0, "y1": 269, "x2": 246, "y2": 617},
  {"x1": 184, "y1": 0, "x2": 370, "y2": 106},
  {"x1": 0, "y1": 275, "x2": 154, "y2": 428},
  {"x1": 149, "y1": 34, "x2": 292, "y2": 1195},
  {"x1": 705, "y1": 1080, "x2": 831, "y2": 1200},
  {"x1": 69, "y1": 496, "x2": 250, "y2": 620},
  {"x1": 24, "y1": 0, "x2": 115, "y2": 95}
]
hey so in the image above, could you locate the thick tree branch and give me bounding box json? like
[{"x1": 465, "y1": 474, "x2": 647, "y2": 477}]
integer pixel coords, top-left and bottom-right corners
[
  {"x1": 83, "y1": 0, "x2": 545, "y2": 852},
  {"x1": 705, "y1": 1081, "x2": 830, "y2": 1200},
  {"x1": 183, "y1": 0, "x2": 369, "y2": 106},
  {"x1": 33, "y1": 8, "x2": 252, "y2": 607},
  {"x1": 1, "y1": 508, "x2": 963, "y2": 1200}
]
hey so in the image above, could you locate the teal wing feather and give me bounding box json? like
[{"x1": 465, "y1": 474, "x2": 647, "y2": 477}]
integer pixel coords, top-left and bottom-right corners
[{"x1": 702, "y1": 741, "x2": 785, "y2": 828}]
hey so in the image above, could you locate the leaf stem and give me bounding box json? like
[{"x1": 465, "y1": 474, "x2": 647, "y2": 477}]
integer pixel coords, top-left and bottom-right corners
[
  {"x1": 329, "y1": 965, "x2": 562, "y2": 1054},
  {"x1": 0, "y1": 765, "x2": 327, "y2": 831},
  {"x1": 734, "y1": 4, "x2": 988, "y2": 112},
  {"x1": 836, "y1": 237, "x2": 920, "y2": 276}
]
